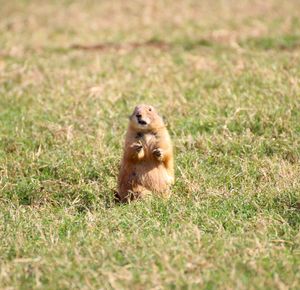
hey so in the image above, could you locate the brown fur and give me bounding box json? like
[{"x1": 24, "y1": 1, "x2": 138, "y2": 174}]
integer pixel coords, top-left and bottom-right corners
[{"x1": 117, "y1": 104, "x2": 174, "y2": 202}]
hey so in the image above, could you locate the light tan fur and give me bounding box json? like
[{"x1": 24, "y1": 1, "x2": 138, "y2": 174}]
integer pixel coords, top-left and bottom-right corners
[{"x1": 117, "y1": 104, "x2": 174, "y2": 202}]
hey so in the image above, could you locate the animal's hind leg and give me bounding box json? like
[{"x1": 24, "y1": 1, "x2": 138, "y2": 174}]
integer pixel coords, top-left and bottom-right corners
[{"x1": 164, "y1": 157, "x2": 174, "y2": 184}]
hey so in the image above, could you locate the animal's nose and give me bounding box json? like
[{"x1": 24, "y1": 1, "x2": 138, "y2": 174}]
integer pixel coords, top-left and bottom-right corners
[{"x1": 136, "y1": 113, "x2": 142, "y2": 118}]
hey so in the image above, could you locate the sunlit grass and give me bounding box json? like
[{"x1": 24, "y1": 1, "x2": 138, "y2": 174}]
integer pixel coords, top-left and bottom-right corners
[{"x1": 0, "y1": 0, "x2": 300, "y2": 289}]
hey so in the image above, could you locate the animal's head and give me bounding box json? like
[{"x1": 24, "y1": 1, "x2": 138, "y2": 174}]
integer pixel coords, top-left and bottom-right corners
[{"x1": 129, "y1": 104, "x2": 165, "y2": 131}]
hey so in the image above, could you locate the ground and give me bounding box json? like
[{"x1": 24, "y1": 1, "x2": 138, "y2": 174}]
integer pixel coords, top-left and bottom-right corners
[{"x1": 0, "y1": 0, "x2": 300, "y2": 289}]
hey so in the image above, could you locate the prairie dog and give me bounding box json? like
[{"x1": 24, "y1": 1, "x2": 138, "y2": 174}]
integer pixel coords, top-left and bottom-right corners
[{"x1": 117, "y1": 104, "x2": 174, "y2": 202}]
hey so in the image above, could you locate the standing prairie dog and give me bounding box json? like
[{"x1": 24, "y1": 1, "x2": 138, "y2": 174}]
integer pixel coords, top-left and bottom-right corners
[{"x1": 117, "y1": 104, "x2": 174, "y2": 202}]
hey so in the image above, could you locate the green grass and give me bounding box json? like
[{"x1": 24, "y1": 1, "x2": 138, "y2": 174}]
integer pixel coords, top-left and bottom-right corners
[{"x1": 1, "y1": 0, "x2": 300, "y2": 289}]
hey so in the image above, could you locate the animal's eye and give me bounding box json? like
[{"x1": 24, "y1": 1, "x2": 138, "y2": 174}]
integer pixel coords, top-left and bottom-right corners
[{"x1": 149, "y1": 108, "x2": 152, "y2": 111}]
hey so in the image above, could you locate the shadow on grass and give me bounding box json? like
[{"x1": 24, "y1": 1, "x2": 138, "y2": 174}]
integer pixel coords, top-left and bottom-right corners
[
  {"x1": 240, "y1": 34, "x2": 300, "y2": 50},
  {"x1": 71, "y1": 39, "x2": 171, "y2": 51},
  {"x1": 69, "y1": 38, "x2": 214, "y2": 52},
  {"x1": 69, "y1": 34, "x2": 300, "y2": 53}
]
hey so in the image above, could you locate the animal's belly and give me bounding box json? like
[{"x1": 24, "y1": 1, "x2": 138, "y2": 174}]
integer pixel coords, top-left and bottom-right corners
[{"x1": 135, "y1": 162, "x2": 171, "y2": 192}]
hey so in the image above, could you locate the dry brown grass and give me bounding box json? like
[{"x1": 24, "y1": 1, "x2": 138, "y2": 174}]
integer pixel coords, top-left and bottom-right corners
[{"x1": 1, "y1": 0, "x2": 300, "y2": 289}]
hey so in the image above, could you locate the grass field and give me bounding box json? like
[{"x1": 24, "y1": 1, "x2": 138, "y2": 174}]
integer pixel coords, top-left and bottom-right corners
[{"x1": 1, "y1": 0, "x2": 300, "y2": 289}]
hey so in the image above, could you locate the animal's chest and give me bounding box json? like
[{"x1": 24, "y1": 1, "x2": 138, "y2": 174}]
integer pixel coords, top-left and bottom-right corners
[{"x1": 138, "y1": 133, "x2": 157, "y2": 155}]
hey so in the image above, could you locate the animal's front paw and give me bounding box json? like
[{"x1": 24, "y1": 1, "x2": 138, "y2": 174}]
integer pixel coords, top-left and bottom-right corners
[
  {"x1": 131, "y1": 142, "x2": 143, "y2": 152},
  {"x1": 130, "y1": 142, "x2": 144, "y2": 160},
  {"x1": 153, "y1": 148, "x2": 163, "y2": 161}
]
